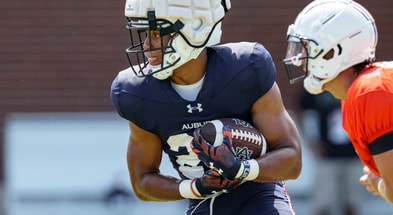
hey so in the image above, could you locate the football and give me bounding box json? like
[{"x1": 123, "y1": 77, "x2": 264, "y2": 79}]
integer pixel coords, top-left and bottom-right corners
[{"x1": 199, "y1": 118, "x2": 267, "y2": 160}]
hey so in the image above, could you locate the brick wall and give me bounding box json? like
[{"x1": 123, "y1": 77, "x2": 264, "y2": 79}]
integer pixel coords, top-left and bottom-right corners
[{"x1": 1, "y1": 0, "x2": 392, "y2": 181}]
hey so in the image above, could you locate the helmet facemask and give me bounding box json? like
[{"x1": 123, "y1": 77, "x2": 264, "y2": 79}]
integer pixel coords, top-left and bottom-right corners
[
  {"x1": 283, "y1": 35, "x2": 323, "y2": 85},
  {"x1": 126, "y1": 12, "x2": 185, "y2": 80},
  {"x1": 284, "y1": 34, "x2": 350, "y2": 94}
]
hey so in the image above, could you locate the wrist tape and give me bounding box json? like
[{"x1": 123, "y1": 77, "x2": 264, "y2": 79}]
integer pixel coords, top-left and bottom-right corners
[
  {"x1": 235, "y1": 159, "x2": 259, "y2": 181},
  {"x1": 179, "y1": 179, "x2": 203, "y2": 199}
]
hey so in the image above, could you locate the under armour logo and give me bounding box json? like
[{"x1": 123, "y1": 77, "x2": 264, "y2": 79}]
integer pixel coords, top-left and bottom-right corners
[
  {"x1": 187, "y1": 103, "x2": 203, "y2": 113},
  {"x1": 209, "y1": 162, "x2": 223, "y2": 175}
]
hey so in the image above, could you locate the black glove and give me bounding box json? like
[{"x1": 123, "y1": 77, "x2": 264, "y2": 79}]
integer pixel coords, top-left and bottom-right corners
[
  {"x1": 191, "y1": 125, "x2": 250, "y2": 180},
  {"x1": 193, "y1": 169, "x2": 241, "y2": 198}
]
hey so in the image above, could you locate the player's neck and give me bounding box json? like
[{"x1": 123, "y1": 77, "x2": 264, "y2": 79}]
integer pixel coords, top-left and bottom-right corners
[
  {"x1": 324, "y1": 68, "x2": 357, "y2": 100},
  {"x1": 170, "y1": 49, "x2": 208, "y2": 85}
]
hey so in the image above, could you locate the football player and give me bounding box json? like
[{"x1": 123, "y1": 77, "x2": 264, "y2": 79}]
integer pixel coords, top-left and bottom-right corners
[
  {"x1": 283, "y1": 0, "x2": 393, "y2": 204},
  {"x1": 111, "y1": 0, "x2": 302, "y2": 214}
]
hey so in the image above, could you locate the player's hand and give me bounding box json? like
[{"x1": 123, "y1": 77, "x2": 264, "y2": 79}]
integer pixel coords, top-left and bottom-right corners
[
  {"x1": 193, "y1": 169, "x2": 241, "y2": 198},
  {"x1": 359, "y1": 165, "x2": 381, "y2": 195},
  {"x1": 191, "y1": 125, "x2": 250, "y2": 180}
]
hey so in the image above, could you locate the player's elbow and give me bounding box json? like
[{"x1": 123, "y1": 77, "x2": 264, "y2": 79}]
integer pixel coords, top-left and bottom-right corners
[
  {"x1": 287, "y1": 147, "x2": 302, "y2": 179},
  {"x1": 281, "y1": 134, "x2": 302, "y2": 180},
  {"x1": 135, "y1": 194, "x2": 155, "y2": 202},
  {"x1": 132, "y1": 186, "x2": 156, "y2": 202},
  {"x1": 133, "y1": 189, "x2": 149, "y2": 201},
  {"x1": 131, "y1": 184, "x2": 146, "y2": 201},
  {"x1": 130, "y1": 180, "x2": 155, "y2": 201},
  {"x1": 291, "y1": 157, "x2": 302, "y2": 179}
]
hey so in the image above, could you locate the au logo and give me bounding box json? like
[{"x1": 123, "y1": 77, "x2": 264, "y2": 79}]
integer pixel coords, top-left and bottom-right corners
[{"x1": 235, "y1": 147, "x2": 252, "y2": 160}]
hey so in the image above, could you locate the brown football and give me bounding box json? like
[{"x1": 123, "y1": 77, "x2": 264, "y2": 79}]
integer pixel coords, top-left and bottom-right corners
[{"x1": 199, "y1": 118, "x2": 267, "y2": 160}]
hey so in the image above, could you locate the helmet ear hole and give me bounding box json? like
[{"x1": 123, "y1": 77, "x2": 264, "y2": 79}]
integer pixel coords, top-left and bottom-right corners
[
  {"x1": 322, "y1": 44, "x2": 343, "y2": 60},
  {"x1": 323, "y1": 49, "x2": 335, "y2": 60}
]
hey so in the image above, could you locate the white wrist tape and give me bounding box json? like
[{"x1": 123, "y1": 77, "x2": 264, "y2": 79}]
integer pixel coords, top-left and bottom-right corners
[
  {"x1": 179, "y1": 179, "x2": 202, "y2": 199},
  {"x1": 377, "y1": 178, "x2": 385, "y2": 197},
  {"x1": 235, "y1": 159, "x2": 259, "y2": 181}
]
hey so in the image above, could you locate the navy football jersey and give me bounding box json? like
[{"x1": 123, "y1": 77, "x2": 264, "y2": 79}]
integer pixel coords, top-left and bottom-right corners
[{"x1": 111, "y1": 42, "x2": 275, "y2": 180}]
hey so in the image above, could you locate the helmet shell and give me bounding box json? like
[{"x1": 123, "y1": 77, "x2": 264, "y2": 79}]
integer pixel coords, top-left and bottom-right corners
[{"x1": 288, "y1": 0, "x2": 377, "y2": 94}]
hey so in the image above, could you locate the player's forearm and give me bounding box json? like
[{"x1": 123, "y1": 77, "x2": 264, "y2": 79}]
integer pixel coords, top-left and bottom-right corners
[
  {"x1": 253, "y1": 146, "x2": 302, "y2": 182},
  {"x1": 132, "y1": 173, "x2": 183, "y2": 201}
]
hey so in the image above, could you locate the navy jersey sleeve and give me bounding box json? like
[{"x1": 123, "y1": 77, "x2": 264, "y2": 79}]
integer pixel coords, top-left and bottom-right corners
[
  {"x1": 110, "y1": 74, "x2": 125, "y2": 119},
  {"x1": 220, "y1": 42, "x2": 276, "y2": 97},
  {"x1": 110, "y1": 68, "x2": 148, "y2": 125},
  {"x1": 251, "y1": 43, "x2": 276, "y2": 96}
]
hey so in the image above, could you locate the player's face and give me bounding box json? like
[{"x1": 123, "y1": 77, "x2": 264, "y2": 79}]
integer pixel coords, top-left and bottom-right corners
[{"x1": 143, "y1": 30, "x2": 171, "y2": 66}]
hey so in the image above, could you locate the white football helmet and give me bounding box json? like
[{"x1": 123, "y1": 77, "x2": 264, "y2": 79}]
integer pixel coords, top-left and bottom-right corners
[
  {"x1": 124, "y1": 0, "x2": 231, "y2": 80},
  {"x1": 283, "y1": 0, "x2": 377, "y2": 94}
]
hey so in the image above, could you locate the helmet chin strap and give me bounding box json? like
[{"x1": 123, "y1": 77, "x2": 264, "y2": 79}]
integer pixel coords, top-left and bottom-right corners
[
  {"x1": 303, "y1": 75, "x2": 325, "y2": 95},
  {"x1": 152, "y1": 35, "x2": 204, "y2": 80},
  {"x1": 152, "y1": 22, "x2": 222, "y2": 80},
  {"x1": 150, "y1": 65, "x2": 173, "y2": 80}
]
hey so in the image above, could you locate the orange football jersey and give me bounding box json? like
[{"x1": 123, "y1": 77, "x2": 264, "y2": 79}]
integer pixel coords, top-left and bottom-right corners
[{"x1": 342, "y1": 62, "x2": 393, "y2": 176}]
